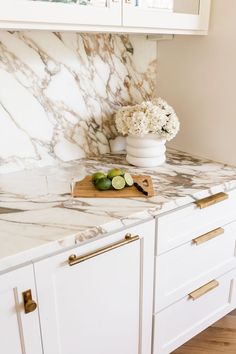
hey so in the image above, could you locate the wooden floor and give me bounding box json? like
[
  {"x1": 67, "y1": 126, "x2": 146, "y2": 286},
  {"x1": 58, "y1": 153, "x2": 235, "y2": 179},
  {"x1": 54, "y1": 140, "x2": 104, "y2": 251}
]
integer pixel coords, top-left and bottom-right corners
[{"x1": 173, "y1": 310, "x2": 236, "y2": 354}]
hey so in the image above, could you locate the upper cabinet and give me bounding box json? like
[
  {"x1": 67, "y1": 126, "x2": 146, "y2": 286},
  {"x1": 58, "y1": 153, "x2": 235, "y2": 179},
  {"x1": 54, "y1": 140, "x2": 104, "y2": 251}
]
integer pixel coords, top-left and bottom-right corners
[
  {"x1": 123, "y1": 0, "x2": 211, "y2": 34},
  {"x1": 0, "y1": 0, "x2": 211, "y2": 34},
  {"x1": 0, "y1": 0, "x2": 122, "y2": 28}
]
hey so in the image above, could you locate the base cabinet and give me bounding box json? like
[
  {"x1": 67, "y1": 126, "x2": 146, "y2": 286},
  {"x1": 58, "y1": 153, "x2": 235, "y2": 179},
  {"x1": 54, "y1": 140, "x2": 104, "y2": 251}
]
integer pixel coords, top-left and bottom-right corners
[
  {"x1": 0, "y1": 265, "x2": 42, "y2": 354},
  {"x1": 154, "y1": 269, "x2": 236, "y2": 354},
  {"x1": 35, "y1": 220, "x2": 155, "y2": 354},
  {"x1": 4, "y1": 190, "x2": 236, "y2": 354},
  {"x1": 154, "y1": 191, "x2": 236, "y2": 354}
]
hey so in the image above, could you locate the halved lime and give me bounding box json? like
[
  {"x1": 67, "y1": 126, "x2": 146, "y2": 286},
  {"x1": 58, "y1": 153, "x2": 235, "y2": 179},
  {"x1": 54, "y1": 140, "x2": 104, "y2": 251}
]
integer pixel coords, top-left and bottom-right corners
[
  {"x1": 107, "y1": 168, "x2": 124, "y2": 180},
  {"x1": 92, "y1": 172, "x2": 106, "y2": 185},
  {"x1": 95, "y1": 177, "x2": 112, "y2": 191},
  {"x1": 112, "y1": 176, "x2": 126, "y2": 190},
  {"x1": 124, "y1": 173, "x2": 134, "y2": 187}
]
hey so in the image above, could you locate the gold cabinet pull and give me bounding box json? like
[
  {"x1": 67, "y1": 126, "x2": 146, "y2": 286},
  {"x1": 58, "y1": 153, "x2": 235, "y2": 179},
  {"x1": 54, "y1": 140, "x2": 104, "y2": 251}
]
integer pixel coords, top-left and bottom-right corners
[
  {"x1": 189, "y1": 280, "x2": 219, "y2": 301},
  {"x1": 68, "y1": 233, "x2": 139, "y2": 266},
  {"x1": 22, "y1": 289, "x2": 37, "y2": 314},
  {"x1": 194, "y1": 192, "x2": 229, "y2": 209},
  {"x1": 192, "y1": 227, "x2": 224, "y2": 246}
]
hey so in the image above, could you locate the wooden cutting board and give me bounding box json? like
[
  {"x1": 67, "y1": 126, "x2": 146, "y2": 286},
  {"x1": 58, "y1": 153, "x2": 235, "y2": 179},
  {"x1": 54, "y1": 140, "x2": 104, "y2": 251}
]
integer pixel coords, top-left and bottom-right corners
[{"x1": 73, "y1": 175, "x2": 155, "y2": 198}]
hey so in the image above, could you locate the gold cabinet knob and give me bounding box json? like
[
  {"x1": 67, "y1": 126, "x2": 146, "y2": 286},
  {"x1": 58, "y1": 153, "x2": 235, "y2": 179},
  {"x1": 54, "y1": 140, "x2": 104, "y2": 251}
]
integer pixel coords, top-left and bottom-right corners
[
  {"x1": 25, "y1": 299, "x2": 37, "y2": 313},
  {"x1": 22, "y1": 290, "x2": 37, "y2": 314},
  {"x1": 68, "y1": 254, "x2": 77, "y2": 262}
]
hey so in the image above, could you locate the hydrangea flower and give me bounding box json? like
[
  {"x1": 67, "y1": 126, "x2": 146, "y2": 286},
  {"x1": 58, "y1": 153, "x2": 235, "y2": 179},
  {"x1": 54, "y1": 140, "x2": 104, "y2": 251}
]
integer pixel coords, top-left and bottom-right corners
[{"x1": 115, "y1": 98, "x2": 180, "y2": 141}]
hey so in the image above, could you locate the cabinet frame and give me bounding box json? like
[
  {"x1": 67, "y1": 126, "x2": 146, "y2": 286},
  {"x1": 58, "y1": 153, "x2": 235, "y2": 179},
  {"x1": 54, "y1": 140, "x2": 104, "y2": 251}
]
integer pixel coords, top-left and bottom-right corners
[
  {"x1": 123, "y1": 0, "x2": 211, "y2": 33},
  {"x1": 0, "y1": 0, "x2": 122, "y2": 28},
  {"x1": 0, "y1": 264, "x2": 42, "y2": 354},
  {"x1": 0, "y1": 0, "x2": 211, "y2": 34}
]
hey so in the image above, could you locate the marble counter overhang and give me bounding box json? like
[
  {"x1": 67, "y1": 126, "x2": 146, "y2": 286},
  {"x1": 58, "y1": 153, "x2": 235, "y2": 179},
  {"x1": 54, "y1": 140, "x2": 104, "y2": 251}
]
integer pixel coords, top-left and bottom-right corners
[{"x1": 1, "y1": 148, "x2": 236, "y2": 273}]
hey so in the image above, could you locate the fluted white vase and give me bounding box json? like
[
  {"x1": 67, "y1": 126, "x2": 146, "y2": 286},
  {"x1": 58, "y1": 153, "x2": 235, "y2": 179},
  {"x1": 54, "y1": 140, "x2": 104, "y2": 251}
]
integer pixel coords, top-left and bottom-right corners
[{"x1": 126, "y1": 134, "x2": 166, "y2": 167}]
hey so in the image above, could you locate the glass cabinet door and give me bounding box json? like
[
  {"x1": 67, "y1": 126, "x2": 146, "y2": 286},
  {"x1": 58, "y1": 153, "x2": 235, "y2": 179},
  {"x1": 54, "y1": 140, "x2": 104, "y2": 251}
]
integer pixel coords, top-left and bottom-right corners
[
  {"x1": 0, "y1": 0, "x2": 122, "y2": 27},
  {"x1": 123, "y1": 0, "x2": 211, "y2": 32}
]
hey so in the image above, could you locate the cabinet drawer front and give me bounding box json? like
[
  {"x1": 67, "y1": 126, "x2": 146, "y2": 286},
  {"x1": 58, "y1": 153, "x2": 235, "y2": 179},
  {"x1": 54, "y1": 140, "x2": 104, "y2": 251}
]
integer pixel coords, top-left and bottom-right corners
[
  {"x1": 157, "y1": 189, "x2": 236, "y2": 254},
  {"x1": 155, "y1": 221, "x2": 236, "y2": 312},
  {"x1": 153, "y1": 269, "x2": 236, "y2": 354}
]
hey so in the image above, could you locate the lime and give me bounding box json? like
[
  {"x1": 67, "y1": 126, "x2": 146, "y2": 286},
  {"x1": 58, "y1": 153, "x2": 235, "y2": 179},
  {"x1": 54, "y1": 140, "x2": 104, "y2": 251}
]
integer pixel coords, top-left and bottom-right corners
[
  {"x1": 107, "y1": 168, "x2": 124, "y2": 180},
  {"x1": 124, "y1": 173, "x2": 134, "y2": 187},
  {"x1": 111, "y1": 176, "x2": 126, "y2": 190},
  {"x1": 95, "y1": 177, "x2": 112, "y2": 191},
  {"x1": 92, "y1": 172, "x2": 106, "y2": 185}
]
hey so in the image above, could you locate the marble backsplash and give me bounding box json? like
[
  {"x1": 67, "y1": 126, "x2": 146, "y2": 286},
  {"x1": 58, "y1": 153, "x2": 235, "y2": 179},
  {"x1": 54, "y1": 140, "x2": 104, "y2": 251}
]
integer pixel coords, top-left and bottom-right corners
[{"x1": 0, "y1": 31, "x2": 157, "y2": 173}]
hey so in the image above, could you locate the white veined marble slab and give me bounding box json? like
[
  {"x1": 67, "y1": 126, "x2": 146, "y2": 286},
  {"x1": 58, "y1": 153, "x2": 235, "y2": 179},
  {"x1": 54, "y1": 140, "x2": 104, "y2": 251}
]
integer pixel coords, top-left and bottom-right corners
[
  {"x1": 0, "y1": 32, "x2": 157, "y2": 174},
  {"x1": 1, "y1": 148, "x2": 236, "y2": 272}
]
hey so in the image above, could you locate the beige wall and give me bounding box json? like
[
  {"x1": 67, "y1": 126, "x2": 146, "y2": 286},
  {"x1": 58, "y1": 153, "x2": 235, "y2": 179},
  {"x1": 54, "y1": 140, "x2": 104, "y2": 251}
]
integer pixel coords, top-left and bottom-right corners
[{"x1": 157, "y1": 0, "x2": 236, "y2": 166}]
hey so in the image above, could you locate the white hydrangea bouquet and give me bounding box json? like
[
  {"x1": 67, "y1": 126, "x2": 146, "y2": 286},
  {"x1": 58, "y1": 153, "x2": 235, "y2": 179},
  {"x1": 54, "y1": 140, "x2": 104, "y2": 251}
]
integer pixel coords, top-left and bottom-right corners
[
  {"x1": 115, "y1": 98, "x2": 180, "y2": 167},
  {"x1": 115, "y1": 98, "x2": 180, "y2": 141}
]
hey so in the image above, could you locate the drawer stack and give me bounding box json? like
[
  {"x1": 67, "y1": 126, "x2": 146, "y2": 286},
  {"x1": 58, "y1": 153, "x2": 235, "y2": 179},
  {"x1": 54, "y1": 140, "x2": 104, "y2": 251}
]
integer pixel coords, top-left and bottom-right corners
[{"x1": 154, "y1": 190, "x2": 236, "y2": 354}]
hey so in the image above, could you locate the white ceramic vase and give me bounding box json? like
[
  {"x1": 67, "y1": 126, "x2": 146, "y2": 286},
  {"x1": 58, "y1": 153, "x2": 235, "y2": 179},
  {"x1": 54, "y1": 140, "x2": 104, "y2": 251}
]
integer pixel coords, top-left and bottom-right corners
[{"x1": 126, "y1": 134, "x2": 166, "y2": 167}]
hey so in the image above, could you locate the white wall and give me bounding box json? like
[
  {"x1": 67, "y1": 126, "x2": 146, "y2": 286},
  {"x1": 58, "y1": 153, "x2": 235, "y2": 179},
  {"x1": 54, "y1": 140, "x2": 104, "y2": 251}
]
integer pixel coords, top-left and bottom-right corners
[{"x1": 157, "y1": 0, "x2": 236, "y2": 166}]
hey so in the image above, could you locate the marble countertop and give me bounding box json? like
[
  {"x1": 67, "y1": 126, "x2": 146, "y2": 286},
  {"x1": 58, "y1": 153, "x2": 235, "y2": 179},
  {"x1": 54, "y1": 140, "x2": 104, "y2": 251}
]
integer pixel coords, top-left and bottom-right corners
[{"x1": 1, "y1": 148, "x2": 236, "y2": 273}]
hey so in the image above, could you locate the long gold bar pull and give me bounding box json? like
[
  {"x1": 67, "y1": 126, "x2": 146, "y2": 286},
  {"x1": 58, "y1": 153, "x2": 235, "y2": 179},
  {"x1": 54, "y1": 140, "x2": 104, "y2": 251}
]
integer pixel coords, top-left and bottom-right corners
[
  {"x1": 194, "y1": 192, "x2": 229, "y2": 209},
  {"x1": 189, "y1": 280, "x2": 219, "y2": 301},
  {"x1": 192, "y1": 227, "x2": 224, "y2": 246},
  {"x1": 68, "y1": 234, "x2": 139, "y2": 266}
]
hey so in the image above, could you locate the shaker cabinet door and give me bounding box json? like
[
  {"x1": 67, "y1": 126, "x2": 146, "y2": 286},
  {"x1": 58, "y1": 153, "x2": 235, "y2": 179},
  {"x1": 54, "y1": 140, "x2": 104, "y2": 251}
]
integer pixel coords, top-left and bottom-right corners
[
  {"x1": 35, "y1": 220, "x2": 155, "y2": 354},
  {"x1": 0, "y1": 265, "x2": 42, "y2": 354},
  {"x1": 36, "y1": 235, "x2": 140, "y2": 354},
  {"x1": 0, "y1": 0, "x2": 122, "y2": 29},
  {"x1": 123, "y1": 0, "x2": 211, "y2": 33},
  {"x1": 0, "y1": 0, "x2": 211, "y2": 33}
]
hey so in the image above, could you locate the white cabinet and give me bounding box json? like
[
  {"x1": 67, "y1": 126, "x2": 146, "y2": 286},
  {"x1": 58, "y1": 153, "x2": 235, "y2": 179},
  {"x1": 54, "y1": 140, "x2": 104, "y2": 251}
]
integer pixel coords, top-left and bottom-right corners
[
  {"x1": 156, "y1": 190, "x2": 236, "y2": 255},
  {"x1": 0, "y1": 0, "x2": 210, "y2": 34},
  {"x1": 0, "y1": 0, "x2": 122, "y2": 29},
  {"x1": 153, "y1": 190, "x2": 236, "y2": 354},
  {"x1": 154, "y1": 269, "x2": 236, "y2": 354},
  {"x1": 0, "y1": 265, "x2": 42, "y2": 354},
  {"x1": 2, "y1": 190, "x2": 236, "y2": 354},
  {"x1": 155, "y1": 221, "x2": 236, "y2": 312},
  {"x1": 123, "y1": 0, "x2": 211, "y2": 34},
  {"x1": 34, "y1": 220, "x2": 155, "y2": 354}
]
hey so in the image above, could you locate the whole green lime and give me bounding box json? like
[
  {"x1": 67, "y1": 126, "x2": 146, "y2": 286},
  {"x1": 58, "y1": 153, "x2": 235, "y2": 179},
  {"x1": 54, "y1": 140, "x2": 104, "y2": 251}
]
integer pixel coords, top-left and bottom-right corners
[
  {"x1": 92, "y1": 172, "x2": 106, "y2": 185},
  {"x1": 107, "y1": 168, "x2": 124, "y2": 180},
  {"x1": 95, "y1": 177, "x2": 112, "y2": 191}
]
